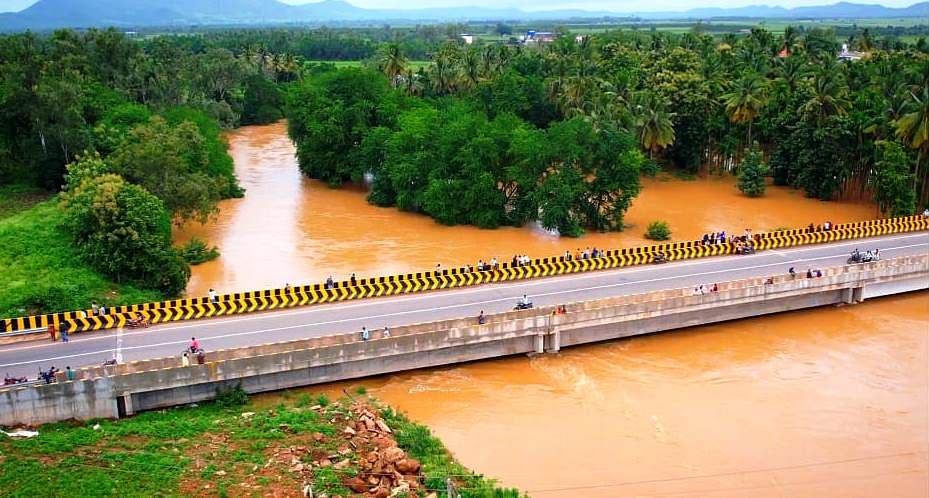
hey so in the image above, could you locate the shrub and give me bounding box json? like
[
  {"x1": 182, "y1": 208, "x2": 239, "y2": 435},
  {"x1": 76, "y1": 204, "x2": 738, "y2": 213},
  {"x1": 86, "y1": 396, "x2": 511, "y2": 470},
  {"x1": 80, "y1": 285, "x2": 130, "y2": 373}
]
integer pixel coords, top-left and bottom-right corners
[
  {"x1": 215, "y1": 382, "x2": 249, "y2": 408},
  {"x1": 179, "y1": 238, "x2": 220, "y2": 265},
  {"x1": 645, "y1": 220, "x2": 671, "y2": 241},
  {"x1": 59, "y1": 174, "x2": 190, "y2": 295},
  {"x1": 738, "y1": 145, "x2": 770, "y2": 197}
]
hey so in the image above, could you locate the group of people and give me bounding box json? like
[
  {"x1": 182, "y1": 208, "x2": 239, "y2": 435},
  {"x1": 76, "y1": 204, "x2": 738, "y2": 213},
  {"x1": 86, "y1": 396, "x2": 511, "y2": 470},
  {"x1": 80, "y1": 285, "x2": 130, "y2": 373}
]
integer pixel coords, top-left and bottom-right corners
[
  {"x1": 511, "y1": 254, "x2": 532, "y2": 267},
  {"x1": 562, "y1": 247, "x2": 604, "y2": 262},
  {"x1": 806, "y1": 221, "x2": 835, "y2": 233},
  {"x1": 692, "y1": 283, "x2": 719, "y2": 295},
  {"x1": 34, "y1": 366, "x2": 76, "y2": 384},
  {"x1": 360, "y1": 326, "x2": 391, "y2": 341}
]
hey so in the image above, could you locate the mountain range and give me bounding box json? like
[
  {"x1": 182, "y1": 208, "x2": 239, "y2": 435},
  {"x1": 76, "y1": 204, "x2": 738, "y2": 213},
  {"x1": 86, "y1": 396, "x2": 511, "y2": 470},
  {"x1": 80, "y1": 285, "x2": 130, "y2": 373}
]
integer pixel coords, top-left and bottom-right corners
[{"x1": 0, "y1": 0, "x2": 926, "y2": 31}]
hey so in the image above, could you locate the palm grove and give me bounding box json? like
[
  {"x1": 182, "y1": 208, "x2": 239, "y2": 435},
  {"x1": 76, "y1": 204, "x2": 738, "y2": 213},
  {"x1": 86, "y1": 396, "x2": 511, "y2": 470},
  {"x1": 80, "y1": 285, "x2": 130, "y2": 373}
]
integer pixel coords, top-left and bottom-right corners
[{"x1": 288, "y1": 26, "x2": 927, "y2": 235}]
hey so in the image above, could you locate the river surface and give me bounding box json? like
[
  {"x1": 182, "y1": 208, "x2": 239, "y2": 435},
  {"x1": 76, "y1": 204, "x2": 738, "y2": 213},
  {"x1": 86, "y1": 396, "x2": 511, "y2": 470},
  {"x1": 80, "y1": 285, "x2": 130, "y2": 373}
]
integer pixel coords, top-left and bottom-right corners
[
  {"x1": 190, "y1": 123, "x2": 927, "y2": 497},
  {"x1": 175, "y1": 122, "x2": 877, "y2": 297},
  {"x1": 318, "y1": 291, "x2": 927, "y2": 498}
]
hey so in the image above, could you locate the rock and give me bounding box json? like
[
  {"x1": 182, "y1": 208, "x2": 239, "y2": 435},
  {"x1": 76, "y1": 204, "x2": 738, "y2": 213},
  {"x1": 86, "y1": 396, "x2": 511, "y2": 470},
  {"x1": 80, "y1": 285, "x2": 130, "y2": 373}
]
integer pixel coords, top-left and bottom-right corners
[
  {"x1": 382, "y1": 447, "x2": 405, "y2": 464},
  {"x1": 319, "y1": 458, "x2": 332, "y2": 468},
  {"x1": 371, "y1": 485, "x2": 390, "y2": 498},
  {"x1": 342, "y1": 426, "x2": 356, "y2": 436},
  {"x1": 425, "y1": 493, "x2": 438, "y2": 498},
  {"x1": 240, "y1": 412, "x2": 255, "y2": 419},
  {"x1": 302, "y1": 483, "x2": 312, "y2": 497},
  {"x1": 367, "y1": 476, "x2": 380, "y2": 486},
  {"x1": 291, "y1": 463, "x2": 305, "y2": 472},
  {"x1": 362, "y1": 417, "x2": 376, "y2": 431},
  {"x1": 389, "y1": 482, "x2": 411, "y2": 497},
  {"x1": 396, "y1": 458, "x2": 421, "y2": 474},
  {"x1": 375, "y1": 420, "x2": 392, "y2": 434},
  {"x1": 373, "y1": 437, "x2": 395, "y2": 449},
  {"x1": 92, "y1": 424, "x2": 100, "y2": 431},
  {"x1": 366, "y1": 451, "x2": 379, "y2": 463},
  {"x1": 347, "y1": 477, "x2": 368, "y2": 493},
  {"x1": 337, "y1": 445, "x2": 351, "y2": 456},
  {"x1": 312, "y1": 432, "x2": 325, "y2": 442},
  {"x1": 309, "y1": 405, "x2": 322, "y2": 411},
  {"x1": 333, "y1": 459, "x2": 350, "y2": 470}
]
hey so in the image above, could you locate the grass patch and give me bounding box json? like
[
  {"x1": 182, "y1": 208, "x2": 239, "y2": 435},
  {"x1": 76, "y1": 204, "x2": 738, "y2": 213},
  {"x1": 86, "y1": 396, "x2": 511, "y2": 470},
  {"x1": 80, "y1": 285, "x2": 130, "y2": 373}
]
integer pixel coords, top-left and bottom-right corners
[
  {"x1": 1, "y1": 394, "x2": 521, "y2": 497},
  {"x1": 0, "y1": 184, "x2": 52, "y2": 219},
  {"x1": 0, "y1": 198, "x2": 165, "y2": 319}
]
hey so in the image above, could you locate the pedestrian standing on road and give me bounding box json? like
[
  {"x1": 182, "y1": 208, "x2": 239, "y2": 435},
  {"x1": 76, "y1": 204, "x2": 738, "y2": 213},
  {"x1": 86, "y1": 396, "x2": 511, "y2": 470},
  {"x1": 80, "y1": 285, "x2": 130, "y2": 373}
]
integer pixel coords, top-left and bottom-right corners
[
  {"x1": 478, "y1": 310, "x2": 486, "y2": 325},
  {"x1": 48, "y1": 324, "x2": 57, "y2": 342},
  {"x1": 181, "y1": 352, "x2": 190, "y2": 367},
  {"x1": 60, "y1": 325, "x2": 69, "y2": 343},
  {"x1": 208, "y1": 288, "x2": 218, "y2": 303},
  {"x1": 99, "y1": 305, "x2": 106, "y2": 316},
  {"x1": 383, "y1": 326, "x2": 390, "y2": 338},
  {"x1": 350, "y1": 273, "x2": 357, "y2": 286},
  {"x1": 91, "y1": 301, "x2": 99, "y2": 316},
  {"x1": 361, "y1": 327, "x2": 369, "y2": 341},
  {"x1": 65, "y1": 366, "x2": 75, "y2": 381}
]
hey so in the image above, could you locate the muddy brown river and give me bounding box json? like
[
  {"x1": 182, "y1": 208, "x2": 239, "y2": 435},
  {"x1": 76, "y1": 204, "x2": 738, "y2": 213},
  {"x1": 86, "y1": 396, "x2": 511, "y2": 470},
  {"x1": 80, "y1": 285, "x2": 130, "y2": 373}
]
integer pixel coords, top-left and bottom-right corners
[{"x1": 186, "y1": 123, "x2": 928, "y2": 497}]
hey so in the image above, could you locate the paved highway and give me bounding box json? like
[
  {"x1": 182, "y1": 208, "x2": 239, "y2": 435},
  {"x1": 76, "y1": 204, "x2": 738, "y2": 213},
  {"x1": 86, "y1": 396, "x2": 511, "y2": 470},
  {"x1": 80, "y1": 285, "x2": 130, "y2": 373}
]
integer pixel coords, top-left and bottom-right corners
[{"x1": 1, "y1": 232, "x2": 926, "y2": 380}]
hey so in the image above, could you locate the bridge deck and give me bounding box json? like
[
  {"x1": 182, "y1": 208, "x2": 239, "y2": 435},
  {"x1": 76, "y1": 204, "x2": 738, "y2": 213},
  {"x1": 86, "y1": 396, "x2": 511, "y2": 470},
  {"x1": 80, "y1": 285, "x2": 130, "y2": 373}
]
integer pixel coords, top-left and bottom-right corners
[{"x1": 0, "y1": 232, "x2": 925, "y2": 379}]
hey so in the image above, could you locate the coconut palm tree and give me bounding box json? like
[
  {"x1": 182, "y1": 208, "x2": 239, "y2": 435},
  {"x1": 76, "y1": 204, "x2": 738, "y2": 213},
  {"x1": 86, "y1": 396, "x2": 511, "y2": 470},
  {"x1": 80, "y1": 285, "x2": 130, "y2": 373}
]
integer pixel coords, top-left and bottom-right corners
[
  {"x1": 458, "y1": 49, "x2": 481, "y2": 90},
  {"x1": 634, "y1": 94, "x2": 676, "y2": 159},
  {"x1": 379, "y1": 44, "x2": 407, "y2": 85},
  {"x1": 721, "y1": 73, "x2": 768, "y2": 145},
  {"x1": 894, "y1": 86, "x2": 929, "y2": 195},
  {"x1": 801, "y1": 63, "x2": 850, "y2": 125}
]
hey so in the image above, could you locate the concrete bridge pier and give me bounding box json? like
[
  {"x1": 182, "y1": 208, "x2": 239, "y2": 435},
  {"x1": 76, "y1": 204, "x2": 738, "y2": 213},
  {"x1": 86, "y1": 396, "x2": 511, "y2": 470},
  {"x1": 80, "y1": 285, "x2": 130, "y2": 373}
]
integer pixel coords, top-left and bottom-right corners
[{"x1": 841, "y1": 285, "x2": 866, "y2": 304}]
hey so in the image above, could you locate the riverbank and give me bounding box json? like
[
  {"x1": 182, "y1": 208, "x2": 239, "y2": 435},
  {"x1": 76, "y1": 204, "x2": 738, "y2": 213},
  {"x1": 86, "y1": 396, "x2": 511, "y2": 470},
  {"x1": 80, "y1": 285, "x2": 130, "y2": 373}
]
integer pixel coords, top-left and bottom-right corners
[
  {"x1": 0, "y1": 389, "x2": 519, "y2": 497},
  {"x1": 176, "y1": 122, "x2": 879, "y2": 297},
  {"x1": 0, "y1": 193, "x2": 164, "y2": 319}
]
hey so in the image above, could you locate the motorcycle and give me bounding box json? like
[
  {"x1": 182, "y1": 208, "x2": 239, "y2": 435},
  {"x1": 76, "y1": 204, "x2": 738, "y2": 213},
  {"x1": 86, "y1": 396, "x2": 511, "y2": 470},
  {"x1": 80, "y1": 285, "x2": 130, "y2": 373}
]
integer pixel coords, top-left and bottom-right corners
[
  {"x1": 3, "y1": 374, "x2": 28, "y2": 385},
  {"x1": 847, "y1": 249, "x2": 879, "y2": 264},
  {"x1": 737, "y1": 245, "x2": 756, "y2": 255},
  {"x1": 126, "y1": 316, "x2": 151, "y2": 329},
  {"x1": 513, "y1": 300, "x2": 534, "y2": 311},
  {"x1": 652, "y1": 253, "x2": 669, "y2": 264}
]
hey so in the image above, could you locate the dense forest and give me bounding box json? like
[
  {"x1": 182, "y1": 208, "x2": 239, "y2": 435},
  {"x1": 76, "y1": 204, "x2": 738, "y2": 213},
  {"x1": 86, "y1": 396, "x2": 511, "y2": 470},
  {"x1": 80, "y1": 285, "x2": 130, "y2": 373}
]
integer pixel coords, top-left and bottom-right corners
[
  {"x1": 0, "y1": 28, "x2": 288, "y2": 315},
  {"x1": 0, "y1": 24, "x2": 926, "y2": 316},
  {"x1": 287, "y1": 26, "x2": 928, "y2": 236}
]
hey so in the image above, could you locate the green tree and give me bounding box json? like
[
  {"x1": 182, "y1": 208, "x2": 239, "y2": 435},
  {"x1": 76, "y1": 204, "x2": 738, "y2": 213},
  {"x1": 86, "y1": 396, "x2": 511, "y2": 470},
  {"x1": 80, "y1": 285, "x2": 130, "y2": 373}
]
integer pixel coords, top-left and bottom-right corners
[
  {"x1": 722, "y1": 73, "x2": 768, "y2": 145},
  {"x1": 107, "y1": 116, "x2": 225, "y2": 222},
  {"x1": 634, "y1": 94, "x2": 676, "y2": 159},
  {"x1": 59, "y1": 174, "x2": 189, "y2": 294},
  {"x1": 870, "y1": 141, "x2": 916, "y2": 216},
  {"x1": 738, "y1": 145, "x2": 770, "y2": 197}
]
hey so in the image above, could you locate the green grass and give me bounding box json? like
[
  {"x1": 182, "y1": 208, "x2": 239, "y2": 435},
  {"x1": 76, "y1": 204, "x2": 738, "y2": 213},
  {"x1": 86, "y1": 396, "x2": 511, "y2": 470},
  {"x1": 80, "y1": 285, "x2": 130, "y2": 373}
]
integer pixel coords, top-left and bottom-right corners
[
  {"x1": 0, "y1": 394, "x2": 518, "y2": 497},
  {"x1": 0, "y1": 196, "x2": 164, "y2": 319}
]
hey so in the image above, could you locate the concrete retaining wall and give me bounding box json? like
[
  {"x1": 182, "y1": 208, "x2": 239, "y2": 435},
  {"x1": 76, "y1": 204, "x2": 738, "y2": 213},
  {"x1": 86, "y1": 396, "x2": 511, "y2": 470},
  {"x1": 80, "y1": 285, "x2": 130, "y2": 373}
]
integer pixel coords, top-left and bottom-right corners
[{"x1": 3, "y1": 255, "x2": 926, "y2": 426}]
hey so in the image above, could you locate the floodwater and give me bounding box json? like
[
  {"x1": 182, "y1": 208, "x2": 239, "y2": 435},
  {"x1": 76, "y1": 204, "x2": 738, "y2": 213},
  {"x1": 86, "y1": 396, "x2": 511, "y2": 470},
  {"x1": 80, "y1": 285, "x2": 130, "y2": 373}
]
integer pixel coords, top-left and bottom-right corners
[
  {"x1": 201, "y1": 123, "x2": 927, "y2": 496},
  {"x1": 174, "y1": 122, "x2": 877, "y2": 297},
  {"x1": 351, "y1": 291, "x2": 929, "y2": 498}
]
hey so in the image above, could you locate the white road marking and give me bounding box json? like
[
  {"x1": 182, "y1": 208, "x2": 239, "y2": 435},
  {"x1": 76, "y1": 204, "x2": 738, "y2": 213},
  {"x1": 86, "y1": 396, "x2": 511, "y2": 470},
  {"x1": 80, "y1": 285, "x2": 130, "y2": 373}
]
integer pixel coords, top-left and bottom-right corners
[{"x1": 2, "y1": 235, "x2": 926, "y2": 369}]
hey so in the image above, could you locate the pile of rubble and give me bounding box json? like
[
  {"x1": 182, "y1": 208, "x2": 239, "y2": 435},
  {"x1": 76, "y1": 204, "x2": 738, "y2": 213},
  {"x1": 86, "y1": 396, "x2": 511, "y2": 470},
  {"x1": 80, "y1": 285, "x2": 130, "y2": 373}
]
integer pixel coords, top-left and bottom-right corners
[{"x1": 267, "y1": 402, "x2": 435, "y2": 498}]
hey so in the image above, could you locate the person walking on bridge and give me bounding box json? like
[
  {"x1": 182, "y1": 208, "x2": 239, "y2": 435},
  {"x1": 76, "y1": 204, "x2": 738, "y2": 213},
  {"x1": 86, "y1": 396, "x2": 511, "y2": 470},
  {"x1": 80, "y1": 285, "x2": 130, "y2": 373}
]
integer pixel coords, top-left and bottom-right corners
[
  {"x1": 189, "y1": 337, "x2": 201, "y2": 353},
  {"x1": 361, "y1": 327, "x2": 369, "y2": 341}
]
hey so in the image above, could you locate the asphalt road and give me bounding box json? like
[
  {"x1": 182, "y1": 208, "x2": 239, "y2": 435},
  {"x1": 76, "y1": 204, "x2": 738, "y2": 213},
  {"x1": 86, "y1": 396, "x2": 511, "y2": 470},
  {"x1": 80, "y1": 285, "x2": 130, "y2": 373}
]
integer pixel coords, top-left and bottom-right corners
[{"x1": 1, "y1": 232, "x2": 926, "y2": 380}]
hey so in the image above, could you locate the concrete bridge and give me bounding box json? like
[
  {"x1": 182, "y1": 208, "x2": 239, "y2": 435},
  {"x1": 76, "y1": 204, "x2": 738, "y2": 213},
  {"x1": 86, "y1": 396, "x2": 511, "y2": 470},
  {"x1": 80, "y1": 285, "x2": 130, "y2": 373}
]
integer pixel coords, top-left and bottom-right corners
[{"x1": 1, "y1": 244, "x2": 926, "y2": 426}]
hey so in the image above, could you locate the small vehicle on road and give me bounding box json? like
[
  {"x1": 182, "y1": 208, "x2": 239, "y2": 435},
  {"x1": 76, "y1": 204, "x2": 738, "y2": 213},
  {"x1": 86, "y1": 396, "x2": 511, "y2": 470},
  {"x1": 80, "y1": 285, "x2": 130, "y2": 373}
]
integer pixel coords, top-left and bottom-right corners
[
  {"x1": 652, "y1": 253, "x2": 668, "y2": 264},
  {"x1": 513, "y1": 295, "x2": 534, "y2": 311},
  {"x1": 848, "y1": 249, "x2": 879, "y2": 264},
  {"x1": 126, "y1": 315, "x2": 151, "y2": 329}
]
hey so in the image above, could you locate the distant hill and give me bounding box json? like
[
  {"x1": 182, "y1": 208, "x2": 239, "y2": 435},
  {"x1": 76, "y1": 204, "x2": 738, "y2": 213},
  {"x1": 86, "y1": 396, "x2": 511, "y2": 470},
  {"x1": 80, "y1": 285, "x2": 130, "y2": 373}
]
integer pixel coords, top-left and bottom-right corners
[{"x1": 0, "y1": 0, "x2": 926, "y2": 31}]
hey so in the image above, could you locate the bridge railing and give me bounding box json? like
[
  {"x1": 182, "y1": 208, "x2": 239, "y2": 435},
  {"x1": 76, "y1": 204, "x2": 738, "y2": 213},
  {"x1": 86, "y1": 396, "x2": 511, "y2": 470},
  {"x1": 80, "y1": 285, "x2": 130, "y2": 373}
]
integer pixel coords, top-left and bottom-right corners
[{"x1": 2, "y1": 215, "x2": 926, "y2": 337}]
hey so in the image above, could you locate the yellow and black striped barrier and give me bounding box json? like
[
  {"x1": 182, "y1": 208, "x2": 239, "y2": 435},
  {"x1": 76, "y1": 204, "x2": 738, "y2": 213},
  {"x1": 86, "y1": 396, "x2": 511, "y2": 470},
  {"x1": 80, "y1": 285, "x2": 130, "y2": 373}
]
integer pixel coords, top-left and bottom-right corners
[{"x1": 4, "y1": 214, "x2": 927, "y2": 335}]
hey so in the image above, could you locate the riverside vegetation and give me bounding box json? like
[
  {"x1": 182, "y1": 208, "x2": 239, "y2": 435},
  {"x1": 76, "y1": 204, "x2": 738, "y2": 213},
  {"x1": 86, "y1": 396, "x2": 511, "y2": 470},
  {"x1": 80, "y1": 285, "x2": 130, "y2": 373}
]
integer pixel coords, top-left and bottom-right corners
[
  {"x1": 1, "y1": 23, "x2": 926, "y2": 317},
  {"x1": 0, "y1": 387, "x2": 521, "y2": 497}
]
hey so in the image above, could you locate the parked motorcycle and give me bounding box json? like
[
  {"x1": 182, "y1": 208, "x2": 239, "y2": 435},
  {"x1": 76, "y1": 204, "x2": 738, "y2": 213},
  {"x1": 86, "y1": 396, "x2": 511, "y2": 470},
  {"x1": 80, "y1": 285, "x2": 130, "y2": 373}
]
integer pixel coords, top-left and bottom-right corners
[
  {"x1": 513, "y1": 300, "x2": 534, "y2": 311},
  {"x1": 848, "y1": 249, "x2": 879, "y2": 264}
]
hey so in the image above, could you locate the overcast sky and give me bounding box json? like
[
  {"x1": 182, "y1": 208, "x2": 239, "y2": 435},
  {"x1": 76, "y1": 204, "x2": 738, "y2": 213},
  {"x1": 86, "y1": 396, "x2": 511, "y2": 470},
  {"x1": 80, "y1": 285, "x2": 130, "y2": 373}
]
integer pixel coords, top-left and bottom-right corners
[{"x1": 0, "y1": 0, "x2": 918, "y2": 13}]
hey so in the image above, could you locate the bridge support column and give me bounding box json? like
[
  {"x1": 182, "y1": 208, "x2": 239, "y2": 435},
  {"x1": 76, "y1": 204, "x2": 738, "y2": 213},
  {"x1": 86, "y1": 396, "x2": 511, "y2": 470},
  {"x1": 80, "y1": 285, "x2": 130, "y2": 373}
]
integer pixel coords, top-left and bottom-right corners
[
  {"x1": 852, "y1": 286, "x2": 865, "y2": 303},
  {"x1": 545, "y1": 327, "x2": 561, "y2": 353},
  {"x1": 841, "y1": 287, "x2": 855, "y2": 304},
  {"x1": 535, "y1": 332, "x2": 545, "y2": 354},
  {"x1": 116, "y1": 393, "x2": 134, "y2": 419}
]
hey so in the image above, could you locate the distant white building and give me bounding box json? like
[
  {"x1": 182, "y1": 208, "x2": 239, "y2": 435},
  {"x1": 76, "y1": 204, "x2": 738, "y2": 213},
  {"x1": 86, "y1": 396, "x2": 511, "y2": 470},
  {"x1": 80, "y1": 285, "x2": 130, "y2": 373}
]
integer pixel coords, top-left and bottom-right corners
[
  {"x1": 523, "y1": 30, "x2": 559, "y2": 45},
  {"x1": 461, "y1": 33, "x2": 474, "y2": 45},
  {"x1": 838, "y1": 43, "x2": 864, "y2": 61}
]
